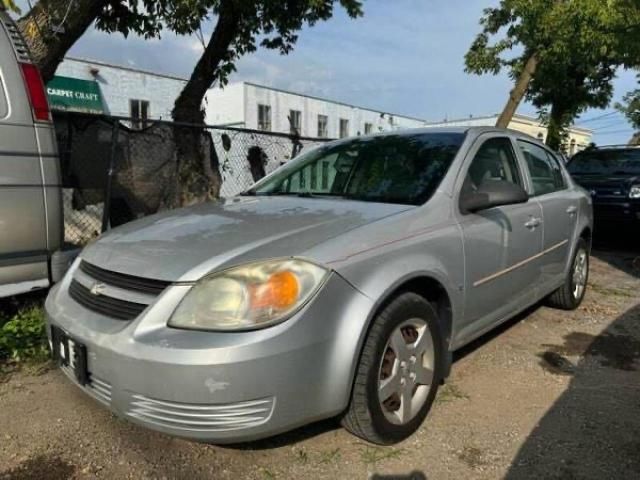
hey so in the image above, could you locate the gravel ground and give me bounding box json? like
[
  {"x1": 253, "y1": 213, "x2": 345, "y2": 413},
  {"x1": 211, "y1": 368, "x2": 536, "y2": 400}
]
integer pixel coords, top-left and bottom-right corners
[{"x1": 1, "y1": 236, "x2": 639, "y2": 480}]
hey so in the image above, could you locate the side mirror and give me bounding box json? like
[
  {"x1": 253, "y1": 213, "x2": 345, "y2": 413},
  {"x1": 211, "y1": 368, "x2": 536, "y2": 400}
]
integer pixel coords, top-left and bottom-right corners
[{"x1": 460, "y1": 180, "x2": 529, "y2": 214}]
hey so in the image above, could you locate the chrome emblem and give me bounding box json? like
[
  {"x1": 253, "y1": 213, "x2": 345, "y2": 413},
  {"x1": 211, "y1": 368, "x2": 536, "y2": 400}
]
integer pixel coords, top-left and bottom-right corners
[{"x1": 90, "y1": 282, "x2": 106, "y2": 296}]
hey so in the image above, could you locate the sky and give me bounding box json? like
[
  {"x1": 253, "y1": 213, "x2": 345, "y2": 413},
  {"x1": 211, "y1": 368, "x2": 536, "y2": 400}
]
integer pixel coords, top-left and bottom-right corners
[{"x1": 17, "y1": 0, "x2": 640, "y2": 145}]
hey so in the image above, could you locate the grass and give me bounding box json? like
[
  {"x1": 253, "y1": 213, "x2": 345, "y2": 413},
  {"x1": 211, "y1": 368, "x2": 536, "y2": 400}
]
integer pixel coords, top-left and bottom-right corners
[
  {"x1": 359, "y1": 445, "x2": 405, "y2": 465},
  {"x1": 589, "y1": 282, "x2": 635, "y2": 298},
  {"x1": 318, "y1": 447, "x2": 341, "y2": 464},
  {"x1": 293, "y1": 447, "x2": 308, "y2": 464},
  {"x1": 261, "y1": 468, "x2": 276, "y2": 479},
  {"x1": 0, "y1": 293, "x2": 49, "y2": 365},
  {"x1": 435, "y1": 382, "x2": 470, "y2": 404}
]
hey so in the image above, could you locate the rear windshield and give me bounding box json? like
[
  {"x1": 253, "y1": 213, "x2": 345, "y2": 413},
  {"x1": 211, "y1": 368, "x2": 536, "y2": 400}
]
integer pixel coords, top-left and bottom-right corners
[
  {"x1": 249, "y1": 132, "x2": 465, "y2": 206},
  {"x1": 568, "y1": 149, "x2": 640, "y2": 176}
]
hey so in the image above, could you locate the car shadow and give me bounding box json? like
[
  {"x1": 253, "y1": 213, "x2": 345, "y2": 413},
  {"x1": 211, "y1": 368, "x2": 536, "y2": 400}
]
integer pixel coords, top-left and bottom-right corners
[
  {"x1": 221, "y1": 418, "x2": 341, "y2": 451},
  {"x1": 591, "y1": 224, "x2": 640, "y2": 279},
  {"x1": 505, "y1": 302, "x2": 640, "y2": 479}
]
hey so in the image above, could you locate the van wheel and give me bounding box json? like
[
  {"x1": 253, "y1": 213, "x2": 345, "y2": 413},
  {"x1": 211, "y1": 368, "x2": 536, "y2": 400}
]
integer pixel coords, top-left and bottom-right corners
[
  {"x1": 342, "y1": 292, "x2": 442, "y2": 445},
  {"x1": 546, "y1": 238, "x2": 589, "y2": 310}
]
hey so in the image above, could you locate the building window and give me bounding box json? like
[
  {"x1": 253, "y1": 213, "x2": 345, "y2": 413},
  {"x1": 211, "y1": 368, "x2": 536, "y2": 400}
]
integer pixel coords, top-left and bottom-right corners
[
  {"x1": 339, "y1": 118, "x2": 349, "y2": 138},
  {"x1": 258, "y1": 104, "x2": 271, "y2": 131},
  {"x1": 289, "y1": 109, "x2": 302, "y2": 135},
  {"x1": 364, "y1": 122, "x2": 373, "y2": 135},
  {"x1": 130, "y1": 99, "x2": 149, "y2": 129},
  {"x1": 317, "y1": 114, "x2": 328, "y2": 138}
]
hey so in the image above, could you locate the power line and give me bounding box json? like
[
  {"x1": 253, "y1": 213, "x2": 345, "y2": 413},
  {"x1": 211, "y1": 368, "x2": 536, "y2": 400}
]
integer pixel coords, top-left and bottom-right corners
[
  {"x1": 594, "y1": 129, "x2": 636, "y2": 136},
  {"x1": 576, "y1": 111, "x2": 622, "y2": 125},
  {"x1": 590, "y1": 120, "x2": 633, "y2": 131}
]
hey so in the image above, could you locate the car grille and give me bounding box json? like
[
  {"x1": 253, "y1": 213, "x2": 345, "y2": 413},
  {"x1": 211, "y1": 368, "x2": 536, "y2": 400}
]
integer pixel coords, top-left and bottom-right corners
[
  {"x1": 79, "y1": 260, "x2": 171, "y2": 295},
  {"x1": 69, "y1": 279, "x2": 147, "y2": 321},
  {"x1": 89, "y1": 376, "x2": 113, "y2": 406},
  {"x1": 591, "y1": 187, "x2": 626, "y2": 198},
  {"x1": 127, "y1": 395, "x2": 276, "y2": 433},
  {"x1": 61, "y1": 366, "x2": 112, "y2": 406}
]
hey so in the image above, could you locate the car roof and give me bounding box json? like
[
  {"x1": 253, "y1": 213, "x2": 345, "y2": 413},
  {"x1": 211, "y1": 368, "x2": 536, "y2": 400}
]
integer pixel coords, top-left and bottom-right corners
[
  {"x1": 576, "y1": 144, "x2": 640, "y2": 152},
  {"x1": 351, "y1": 125, "x2": 541, "y2": 143}
]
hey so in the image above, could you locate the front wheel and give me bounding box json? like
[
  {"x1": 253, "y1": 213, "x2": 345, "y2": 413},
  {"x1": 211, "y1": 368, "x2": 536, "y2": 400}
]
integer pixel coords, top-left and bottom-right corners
[
  {"x1": 341, "y1": 292, "x2": 442, "y2": 445},
  {"x1": 546, "y1": 238, "x2": 590, "y2": 310}
]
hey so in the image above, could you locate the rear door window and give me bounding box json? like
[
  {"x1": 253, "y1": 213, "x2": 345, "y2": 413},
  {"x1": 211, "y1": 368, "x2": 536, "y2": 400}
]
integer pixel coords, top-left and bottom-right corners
[{"x1": 517, "y1": 141, "x2": 565, "y2": 196}]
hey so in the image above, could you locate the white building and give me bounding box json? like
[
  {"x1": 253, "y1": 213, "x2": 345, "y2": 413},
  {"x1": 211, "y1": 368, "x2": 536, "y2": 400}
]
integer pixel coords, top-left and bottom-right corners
[
  {"x1": 52, "y1": 57, "x2": 592, "y2": 154},
  {"x1": 204, "y1": 82, "x2": 427, "y2": 137},
  {"x1": 54, "y1": 57, "x2": 187, "y2": 122},
  {"x1": 425, "y1": 113, "x2": 593, "y2": 155}
]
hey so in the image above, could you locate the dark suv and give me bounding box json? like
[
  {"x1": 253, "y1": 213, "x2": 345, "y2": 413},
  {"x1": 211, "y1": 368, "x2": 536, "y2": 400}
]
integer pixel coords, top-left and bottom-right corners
[{"x1": 567, "y1": 146, "x2": 640, "y2": 225}]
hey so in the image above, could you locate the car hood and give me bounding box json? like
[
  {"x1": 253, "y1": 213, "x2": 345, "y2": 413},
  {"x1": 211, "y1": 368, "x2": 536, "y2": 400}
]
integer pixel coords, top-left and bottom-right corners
[{"x1": 81, "y1": 196, "x2": 412, "y2": 282}]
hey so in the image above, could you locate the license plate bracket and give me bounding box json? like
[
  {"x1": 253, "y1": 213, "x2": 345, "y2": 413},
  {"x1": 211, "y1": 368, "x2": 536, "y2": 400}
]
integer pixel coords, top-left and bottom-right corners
[{"x1": 51, "y1": 326, "x2": 90, "y2": 386}]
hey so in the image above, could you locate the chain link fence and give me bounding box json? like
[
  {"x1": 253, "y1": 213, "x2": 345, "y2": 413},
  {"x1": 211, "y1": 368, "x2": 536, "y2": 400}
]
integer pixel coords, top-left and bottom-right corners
[{"x1": 53, "y1": 111, "x2": 331, "y2": 247}]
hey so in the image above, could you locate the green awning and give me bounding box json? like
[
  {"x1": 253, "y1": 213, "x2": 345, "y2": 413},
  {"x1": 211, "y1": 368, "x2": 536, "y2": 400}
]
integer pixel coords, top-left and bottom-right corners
[{"x1": 46, "y1": 76, "x2": 105, "y2": 114}]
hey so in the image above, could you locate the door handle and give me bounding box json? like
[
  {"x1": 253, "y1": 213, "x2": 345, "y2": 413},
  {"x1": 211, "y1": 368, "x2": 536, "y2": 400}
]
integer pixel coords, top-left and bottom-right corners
[
  {"x1": 524, "y1": 217, "x2": 542, "y2": 229},
  {"x1": 566, "y1": 205, "x2": 578, "y2": 215}
]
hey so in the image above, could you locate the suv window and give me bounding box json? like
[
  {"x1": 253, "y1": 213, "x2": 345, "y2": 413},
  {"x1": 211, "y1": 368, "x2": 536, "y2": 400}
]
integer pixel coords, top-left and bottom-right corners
[
  {"x1": 464, "y1": 137, "x2": 522, "y2": 193},
  {"x1": 517, "y1": 140, "x2": 565, "y2": 196}
]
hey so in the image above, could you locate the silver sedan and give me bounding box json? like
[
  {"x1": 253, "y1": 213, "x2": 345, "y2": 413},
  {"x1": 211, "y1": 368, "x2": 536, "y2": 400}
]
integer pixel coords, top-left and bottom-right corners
[{"x1": 45, "y1": 127, "x2": 592, "y2": 445}]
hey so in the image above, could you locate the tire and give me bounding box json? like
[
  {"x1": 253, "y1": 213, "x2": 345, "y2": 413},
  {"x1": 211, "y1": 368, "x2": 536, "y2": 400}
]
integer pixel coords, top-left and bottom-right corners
[
  {"x1": 341, "y1": 292, "x2": 443, "y2": 445},
  {"x1": 546, "y1": 238, "x2": 590, "y2": 310}
]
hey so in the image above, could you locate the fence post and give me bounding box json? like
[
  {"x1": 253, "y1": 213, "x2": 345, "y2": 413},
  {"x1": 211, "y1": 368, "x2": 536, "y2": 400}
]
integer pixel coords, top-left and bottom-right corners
[{"x1": 101, "y1": 120, "x2": 119, "y2": 233}]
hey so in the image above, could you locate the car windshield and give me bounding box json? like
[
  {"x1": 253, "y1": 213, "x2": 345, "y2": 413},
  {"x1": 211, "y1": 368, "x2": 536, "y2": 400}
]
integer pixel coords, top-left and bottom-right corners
[
  {"x1": 248, "y1": 132, "x2": 465, "y2": 206},
  {"x1": 568, "y1": 149, "x2": 640, "y2": 176}
]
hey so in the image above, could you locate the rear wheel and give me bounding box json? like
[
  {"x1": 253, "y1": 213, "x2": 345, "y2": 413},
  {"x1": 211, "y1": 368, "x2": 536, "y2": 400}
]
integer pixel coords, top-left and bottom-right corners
[
  {"x1": 547, "y1": 238, "x2": 589, "y2": 310},
  {"x1": 342, "y1": 292, "x2": 442, "y2": 445}
]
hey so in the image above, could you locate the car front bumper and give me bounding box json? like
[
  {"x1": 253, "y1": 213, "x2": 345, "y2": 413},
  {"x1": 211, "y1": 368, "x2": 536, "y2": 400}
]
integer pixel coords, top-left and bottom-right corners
[{"x1": 45, "y1": 270, "x2": 374, "y2": 443}]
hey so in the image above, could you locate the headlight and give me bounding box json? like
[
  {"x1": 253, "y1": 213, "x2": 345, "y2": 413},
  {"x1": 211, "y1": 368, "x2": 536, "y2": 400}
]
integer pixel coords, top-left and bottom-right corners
[
  {"x1": 630, "y1": 185, "x2": 640, "y2": 199},
  {"x1": 168, "y1": 258, "x2": 329, "y2": 331}
]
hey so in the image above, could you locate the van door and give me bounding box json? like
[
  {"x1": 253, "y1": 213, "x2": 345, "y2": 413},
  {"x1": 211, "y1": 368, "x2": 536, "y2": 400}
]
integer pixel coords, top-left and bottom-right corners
[{"x1": 0, "y1": 14, "x2": 50, "y2": 295}]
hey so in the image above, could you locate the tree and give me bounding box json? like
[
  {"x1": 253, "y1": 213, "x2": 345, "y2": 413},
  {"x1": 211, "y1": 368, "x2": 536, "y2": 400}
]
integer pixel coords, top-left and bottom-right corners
[
  {"x1": 616, "y1": 76, "x2": 640, "y2": 131},
  {"x1": 16, "y1": 0, "x2": 111, "y2": 81},
  {"x1": 465, "y1": 0, "x2": 640, "y2": 149},
  {"x1": 12, "y1": 1, "x2": 204, "y2": 83},
  {"x1": 169, "y1": 0, "x2": 363, "y2": 206}
]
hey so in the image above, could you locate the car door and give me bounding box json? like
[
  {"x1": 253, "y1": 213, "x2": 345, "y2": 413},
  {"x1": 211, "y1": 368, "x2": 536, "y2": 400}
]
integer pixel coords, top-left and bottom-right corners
[
  {"x1": 516, "y1": 140, "x2": 576, "y2": 290},
  {"x1": 456, "y1": 135, "x2": 543, "y2": 342}
]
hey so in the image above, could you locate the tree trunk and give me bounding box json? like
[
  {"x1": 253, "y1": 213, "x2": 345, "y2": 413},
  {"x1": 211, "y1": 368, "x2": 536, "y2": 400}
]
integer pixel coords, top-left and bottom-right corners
[
  {"x1": 495, "y1": 53, "x2": 539, "y2": 128},
  {"x1": 170, "y1": 0, "x2": 241, "y2": 207},
  {"x1": 17, "y1": 0, "x2": 108, "y2": 82},
  {"x1": 545, "y1": 102, "x2": 568, "y2": 152}
]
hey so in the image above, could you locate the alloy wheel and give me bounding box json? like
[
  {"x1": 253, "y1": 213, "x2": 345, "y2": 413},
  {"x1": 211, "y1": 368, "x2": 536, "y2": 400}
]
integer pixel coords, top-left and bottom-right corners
[
  {"x1": 377, "y1": 318, "x2": 435, "y2": 425},
  {"x1": 572, "y1": 248, "x2": 588, "y2": 300}
]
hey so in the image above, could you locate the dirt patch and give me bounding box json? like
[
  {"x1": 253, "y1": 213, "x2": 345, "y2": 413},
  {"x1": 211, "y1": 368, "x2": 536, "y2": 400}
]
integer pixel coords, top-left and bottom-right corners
[
  {"x1": 457, "y1": 445, "x2": 487, "y2": 469},
  {"x1": 541, "y1": 329, "x2": 640, "y2": 373},
  {"x1": 0, "y1": 454, "x2": 75, "y2": 480},
  {"x1": 538, "y1": 351, "x2": 576, "y2": 375}
]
